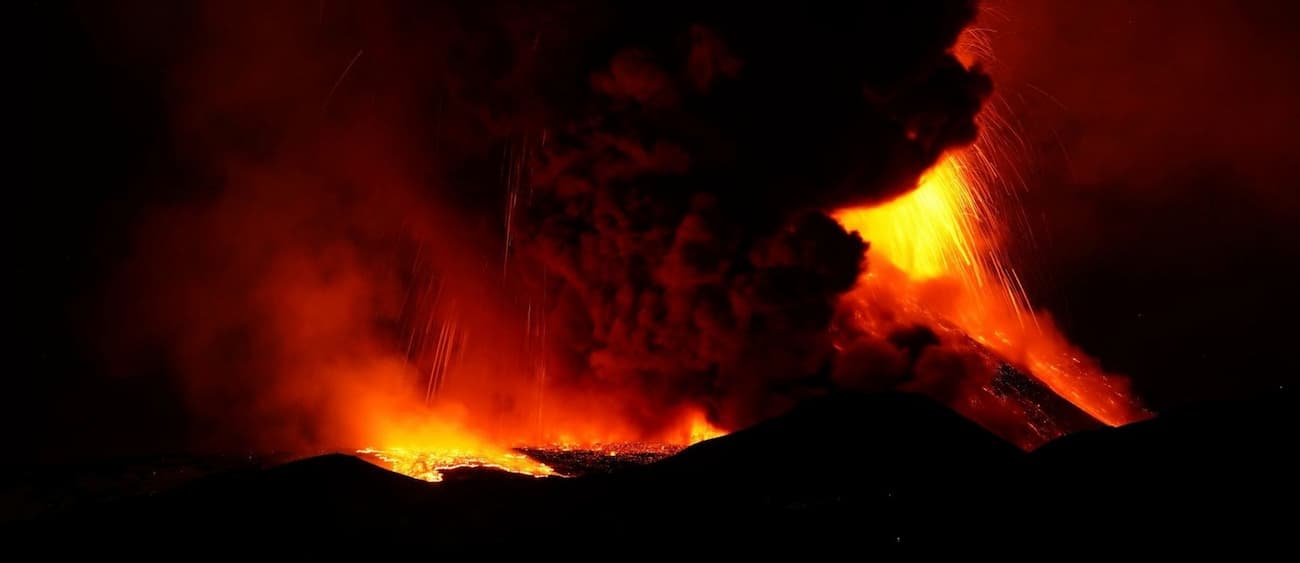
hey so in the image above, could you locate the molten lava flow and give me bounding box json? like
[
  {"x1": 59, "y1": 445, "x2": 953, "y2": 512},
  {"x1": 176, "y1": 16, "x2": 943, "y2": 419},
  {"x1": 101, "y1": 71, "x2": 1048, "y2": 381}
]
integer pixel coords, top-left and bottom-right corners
[
  {"x1": 358, "y1": 407, "x2": 725, "y2": 482},
  {"x1": 834, "y1": 32, "x2": 1146, "y2": 428},
  {"x1": 356, "y1": 448, "x2": 555, "y2": 483}
]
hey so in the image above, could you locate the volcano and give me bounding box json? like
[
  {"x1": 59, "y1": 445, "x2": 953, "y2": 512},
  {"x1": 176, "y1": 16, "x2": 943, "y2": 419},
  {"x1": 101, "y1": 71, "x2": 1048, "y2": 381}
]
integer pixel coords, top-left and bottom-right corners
[{"x1": 16, "y1": 0, "x2": 1300, "y2": 553}]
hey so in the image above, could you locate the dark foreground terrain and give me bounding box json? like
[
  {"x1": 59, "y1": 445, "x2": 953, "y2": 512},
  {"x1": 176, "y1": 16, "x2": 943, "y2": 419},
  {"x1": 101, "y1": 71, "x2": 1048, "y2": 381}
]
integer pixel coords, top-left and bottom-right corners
[{"x1": 5, "y1": 389, "x2": 1295, "y2": 554}]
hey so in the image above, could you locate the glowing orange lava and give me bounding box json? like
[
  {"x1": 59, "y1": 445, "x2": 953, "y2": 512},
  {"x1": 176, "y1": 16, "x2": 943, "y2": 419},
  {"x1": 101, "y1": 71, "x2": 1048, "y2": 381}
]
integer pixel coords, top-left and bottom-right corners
[
  {"x1": 833, "y1": 31, "x2": 1147, "y2": 427},
  {"x1": 356, "y1": 447, "x2": 556, "y2": 482},
  {"x1": 358, "y1": 407, "x2": 724, "y2": 482},
  {"x1": 687, "y1": 411, "x2": 727, "y2": 444}
]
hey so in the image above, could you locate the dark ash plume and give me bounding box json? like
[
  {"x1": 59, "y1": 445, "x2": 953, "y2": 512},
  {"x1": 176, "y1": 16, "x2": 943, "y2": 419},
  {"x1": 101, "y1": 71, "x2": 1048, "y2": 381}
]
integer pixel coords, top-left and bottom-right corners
[{"x1": 519, "y1": 1, "x2": 991, "y2": 429}]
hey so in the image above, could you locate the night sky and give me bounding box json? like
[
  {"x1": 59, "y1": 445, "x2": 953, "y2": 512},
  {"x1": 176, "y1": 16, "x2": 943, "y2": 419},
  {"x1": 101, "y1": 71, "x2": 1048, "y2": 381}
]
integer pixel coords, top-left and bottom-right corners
[
  {"x1": 11, "y1": 0, "x2": 1299, "y2": 461},
  {"x1": 987, "y1": 0, "x2": 1300, "y2": 408}
]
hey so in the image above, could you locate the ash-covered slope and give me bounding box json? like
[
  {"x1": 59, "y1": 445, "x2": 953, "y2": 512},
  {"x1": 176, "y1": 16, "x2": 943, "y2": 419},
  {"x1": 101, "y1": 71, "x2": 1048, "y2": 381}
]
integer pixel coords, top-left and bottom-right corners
[{"x1": 8, "y1": 389, "x2": 1294, "y2": 553}]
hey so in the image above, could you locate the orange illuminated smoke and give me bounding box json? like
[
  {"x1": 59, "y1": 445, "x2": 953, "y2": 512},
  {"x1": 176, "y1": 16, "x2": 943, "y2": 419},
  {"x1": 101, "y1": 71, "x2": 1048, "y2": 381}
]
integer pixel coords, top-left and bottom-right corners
[{"x1": 833, "y1": 31, "x2": 1146, "y2": 427}]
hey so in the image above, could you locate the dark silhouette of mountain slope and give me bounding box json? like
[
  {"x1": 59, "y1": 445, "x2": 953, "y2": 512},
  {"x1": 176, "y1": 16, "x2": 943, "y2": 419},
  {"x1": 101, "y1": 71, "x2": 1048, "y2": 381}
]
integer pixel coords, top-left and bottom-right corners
[{"x1": 7, "y1": 389, "x2": 1294, "y2": 554}]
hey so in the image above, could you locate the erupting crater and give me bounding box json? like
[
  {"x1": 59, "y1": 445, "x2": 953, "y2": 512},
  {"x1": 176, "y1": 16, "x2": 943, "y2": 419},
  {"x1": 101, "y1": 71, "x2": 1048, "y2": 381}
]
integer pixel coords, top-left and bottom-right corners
[{"x1": 358, "y1": 411, "x2": 725, "y2": 481}]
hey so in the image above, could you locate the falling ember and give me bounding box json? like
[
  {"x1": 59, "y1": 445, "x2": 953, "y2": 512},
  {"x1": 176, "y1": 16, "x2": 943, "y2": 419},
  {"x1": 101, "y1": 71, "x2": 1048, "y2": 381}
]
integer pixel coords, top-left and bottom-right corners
[{"x1": 834, "y1": 29, "x2": 1147, "y2": 428}]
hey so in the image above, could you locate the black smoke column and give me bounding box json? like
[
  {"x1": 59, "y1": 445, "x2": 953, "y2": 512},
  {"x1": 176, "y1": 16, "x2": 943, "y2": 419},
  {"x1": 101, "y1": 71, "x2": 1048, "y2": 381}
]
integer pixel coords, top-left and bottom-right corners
[{"x1": 519, "y1": 1, "x2": 992, "y2": 430}]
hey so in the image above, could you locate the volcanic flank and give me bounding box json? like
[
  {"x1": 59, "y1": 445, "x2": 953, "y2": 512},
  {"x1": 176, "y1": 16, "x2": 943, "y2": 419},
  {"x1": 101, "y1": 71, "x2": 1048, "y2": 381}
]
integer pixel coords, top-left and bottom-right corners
[{"x1": 9, "y1": 389, "x2": 1294, "y2": 552}]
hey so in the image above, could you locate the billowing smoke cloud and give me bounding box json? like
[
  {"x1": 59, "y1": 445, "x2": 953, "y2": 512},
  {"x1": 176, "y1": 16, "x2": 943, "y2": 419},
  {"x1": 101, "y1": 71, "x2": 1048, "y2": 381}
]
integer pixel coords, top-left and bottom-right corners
[
  {"x1": 95, "y1": 0, "x2": 990, "y2": 449},
  {"x1": 517, "y1": 2, "x2": 990, "y2": 430}
]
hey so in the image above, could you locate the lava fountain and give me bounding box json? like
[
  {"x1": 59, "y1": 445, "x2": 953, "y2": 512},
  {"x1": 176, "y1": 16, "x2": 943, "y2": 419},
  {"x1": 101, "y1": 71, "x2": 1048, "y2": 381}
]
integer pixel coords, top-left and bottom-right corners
[{"x1": 833, "y1": 29, "x2": 1147, "y2": 428}]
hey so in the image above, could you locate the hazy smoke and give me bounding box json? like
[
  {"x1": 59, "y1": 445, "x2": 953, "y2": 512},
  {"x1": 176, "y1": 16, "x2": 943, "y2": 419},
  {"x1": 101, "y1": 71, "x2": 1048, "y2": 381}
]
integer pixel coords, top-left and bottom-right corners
[{"x1": 102, "y1": 1, "x2": 535, "y2": 450}]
